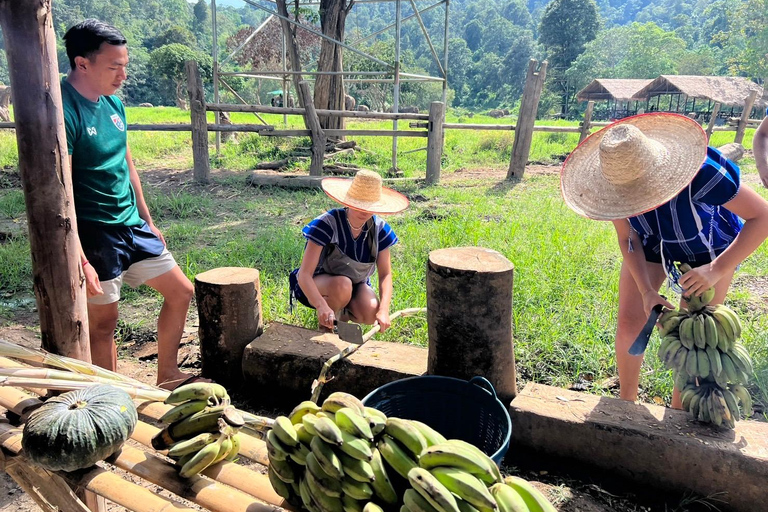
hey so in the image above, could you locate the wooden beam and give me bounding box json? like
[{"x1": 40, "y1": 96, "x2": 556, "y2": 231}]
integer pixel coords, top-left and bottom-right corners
[
  {"x1": 579, "y1": 101, "x2": 595, "y2": 144},
  {"x1": 298, "y1": 81, "x2": 326, "y2": 177},
  {"x1": 426, "y1": 101, "x2": 445, "y2": 185},
  {"x1": 507, "y1": 60, "x2": 548, "y2": 180},
  {"x1": 706, "y1": 102, "x2": 721, "y2": 141},
  {"x1": 734, "y1": 90, "x2": 758, "y2": 145},
  {"x1": 186, "y1": 60, "x2": 210, "y2": 184},
  {"x1": 0, "y1": 0, "x2": 90, "y2": 360},
  {"x1": 206, "y1": 103, "x2": 429, "y2": 120}
]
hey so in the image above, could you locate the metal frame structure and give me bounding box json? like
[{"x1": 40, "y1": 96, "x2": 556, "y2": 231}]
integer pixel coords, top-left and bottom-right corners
[{"x1": 210, "y1": 0, "x2": 450, "y2": 169}]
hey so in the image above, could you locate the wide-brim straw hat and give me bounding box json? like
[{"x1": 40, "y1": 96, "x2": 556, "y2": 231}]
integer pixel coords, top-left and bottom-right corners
[
  {"x1": 322, "y1": 170, "x2": 410, "y2": 214},
  {"x1": 560, "y1": 113, "x2": 708, "y2": 221}
]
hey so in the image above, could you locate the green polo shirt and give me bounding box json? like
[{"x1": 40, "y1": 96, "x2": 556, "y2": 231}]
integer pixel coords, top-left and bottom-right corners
[{"x1": 61, "y1": 79, "x2": 141, "y2": 226}]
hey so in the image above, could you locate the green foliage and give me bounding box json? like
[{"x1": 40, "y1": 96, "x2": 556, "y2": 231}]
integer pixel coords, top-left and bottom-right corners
[
  {"x1": 149, "y1": 44, "x2": 212, "y2": 106},
  {"x1": 538, "y1": 0, "x2": 600, "y2": 69}
]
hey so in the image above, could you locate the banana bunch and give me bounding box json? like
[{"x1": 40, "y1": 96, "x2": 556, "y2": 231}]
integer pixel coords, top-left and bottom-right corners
[
  {"x1": 655, "y1": 280, "x2": 754, "y2": 428},
  {"x1": 151, "y1": 382, "x2": 244, "y2": 478},
  {"x1": 679, "y1": 382, "x2": 753, "y2": 429}
]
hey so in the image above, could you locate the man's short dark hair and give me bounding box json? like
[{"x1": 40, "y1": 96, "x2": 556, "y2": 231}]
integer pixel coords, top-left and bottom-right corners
[{"x1": 63, "y1": 19, "x2": 127, "y2": 69}]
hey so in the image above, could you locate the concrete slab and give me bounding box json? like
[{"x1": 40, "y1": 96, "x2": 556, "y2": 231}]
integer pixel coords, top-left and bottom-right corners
[
  {"x1": 510, "y1": 383, "x2": 768, "y2": 512},
  {"x1": 241, "y1": 322, "x2": 427, "y2": 406}
]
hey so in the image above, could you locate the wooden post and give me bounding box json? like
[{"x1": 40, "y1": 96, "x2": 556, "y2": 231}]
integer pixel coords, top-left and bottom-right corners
[
  {"x1": 195, "y1": 267, "x2": 264, "y2": 385},
  {"x1": 426, "y1": 247, "x2": 517, "y2": 404},
  {"x1": 705, "y1": 102, "x2": 721, "y2": 141},
  {"x1": 186, "y1": 60, "x2": 210, "y2": 184},
  {"x1": 298, "y1": 80, "x2": 326, "y2": 176},
  {"x1": 0, "y1": 0, "x2": 90, "y2": 360},
  {"x1": 507, "y1": 60, "x2": 548, "y2": 180},
  {"x1": 578, "y1": 100, "x2": 595, "y2": 144},
  {"x1": 734, "y1": 90, "x2": 758, "y2": 145},
  {"x1": 426, "y1": 101, "x2": 445, "y2": 185}
]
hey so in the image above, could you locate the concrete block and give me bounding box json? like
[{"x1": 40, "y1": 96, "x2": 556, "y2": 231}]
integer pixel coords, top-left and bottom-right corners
[
  {"x1": 510, "y1": 383, "x2": 768, "y2": 512},
  {"x1": 242, "y1": 322, "x2": 427, "y2": 406}
]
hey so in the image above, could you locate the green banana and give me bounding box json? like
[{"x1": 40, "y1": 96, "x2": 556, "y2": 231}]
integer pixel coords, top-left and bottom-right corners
[
  {"x1": 290, "y1": 400, "x2": 322, "y2": 425},
  {"x1": 167, "y1": 432, "x2": 218, "y2": 458},
  {"x1": 169, "y1": 405, "x2": 241, "y2": 440},
  {"x1": 273, "y1": 415, "x2": 301, "y2": 448},
  {"x1": 688, "y1": 388, "x2": 702, "y2": 418},
  {"x1": 720, "y1": 353, "x2": 742, "y2": 384},
  {"x1": 658, "y1": 310, "x2": 684, "y2": 337},
  {"x1": 661, "y1": 339, "x2": 683, "y2": 369},
  {"x1": 678, "y1": 317, "x2": 696, "y2": 350},
  {"x1": 225, "y1": 432, "x2": 240, "y2": 461},
  {"x1": 306, "y1": 469, "x2": 344, "y2": 512},
  {"x1": 296, "y1": 423, "x2": 315, "y2": 446},
  {"x1": 408, "y1": 467, "x2": 461, "y2": 512},
  {"x1": 693, "y1": 314, "x2": 707, "y2": 349},
  {"x1": 179, "y1": 437, "x2": 222, "y2": 478},
  {"x1": 269, "y1": 466, "x2": 296, "y2": 502},
  {"x1": 385, "y1": 418, "x2": 429, "y2": 459},
  {"x1": 378, "y1": 434, "x2": 419, "y2": 479},
  {"x1": 210, "y1": 435, "x2": 233, "y2": 466},
  {"x1": 707, "y1": 391, "x2": 722, "y2": 427},
  {"x1": 303, "y1": 413, "x2": 321, "y2": 436},
  {"x1": 339, "y1": 429, "x2": 374, "y2": 461},
  {"x1": 711, "y1": 306, "x2": 738, "y2": 341},
  {"x1": 674, "y1": 370, "x2": 689, "y2": 392},
  {"x1": 702, "y1": 313, "x2": 719, "y2": 348},
  {"x1": 721, "y1": 387, "x2": 741, "y2": 423},
  {"x1": 314, "y1": 416, "x2": 345, "y2": 446},
  {"x1": 697, "y1": 348, "x2": 711, "y2": 379},
  {"x1": 445, "y1": 439, "x2": 503, "y2": 484},
  {"x1": 322, "y1": 392, "x2": 365, "y2": 415},
  {"x1": 680, "y1": 386, "x2": 698, "y2": 411},
  {"x1": 299, "y1": 476, "x2": 323, "y2": 512},
  {"x1": 340, "y1": 476, "x2": 373, "y2": 501},
  {"x1": 715, "y1": 321, "x2": 731, "y2": 352},
  {"x1": 730, "y1": 343, "x2": 755, "y2": 376},
  {"x1": 713, "y1": 304, "x2": 742, "y2": 338},
  {"x1": 685, "y1": 348, "x2": 699, "y2": 378},
  {"x1": 430, "y1": 466, "x2": 498, "y2": 512},
  {"x1": 420, "y1": 443, "x2": 498, "y2": 486},
  {"x1": 342, "y1": 494, "x2": 365, "y2": 512},
  {"x1": 489, "y1": 483, "x2": 528, "y2": 512},
  {"x1": 697, "y1": 392, "x2": 711, "y2": 423},
  {"x1": 369, "y1": 447, "x2": 398, "y2": 505},
  {"x1": 411, "y1": 420, "x2": 448, "y2": 447},
  {"x1": 336, "y1": 407, "x2": 374, "y2": 442},
  {"x1": 306, "y1": 452, "x2": 343, "y2": 498},
  {"x1": 503, "y1": 476, "x2": 557, "y2": 512},
  {"x1": 405, "y1": 488, "x2": 443, "y2": 512},
  {"x1": 160, "y1": 399, "x2": 209, "y2": 424},
  {"x1": 455, "y1": 499, "x2": 482, "y2": 512},
  {"x1": 705, "y1": 346, "x2": 722, "y2": 377},
  {"x1": 310, "y1": 435, "x2": 345, "y2": 480},
  {"x1": 270, "y1": 454, "x2": 299, "y2": 483},
  {"x1": 730, "y1": 384, "x2": 753, "y2": 418},
  {"x1": 337, "y1": 450, "x2": 375, "y2": 483},
  {"x1": 364, "y1": 407, "x2": 387, "y2": 421},
  {"x1": 363, "y1": 503, "x2": 385, "y2": 512},
  {"x1": 165, "y1": 382, "x2": 229, "y2": 405},
  {"x1": 288, "y1": 441, "x2": 311, "y2": 466},
  {"x1": 266, "y1": 429, "x2": 292, "y2": 461},
  {"x1": 367, "y1": 415, "x2": 387, "y2": 438}
]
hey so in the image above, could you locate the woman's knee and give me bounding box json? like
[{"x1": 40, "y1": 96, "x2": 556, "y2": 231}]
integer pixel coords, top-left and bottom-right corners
[{"x1": 324, "y1": 276, "x2": 353, "y2": 307}]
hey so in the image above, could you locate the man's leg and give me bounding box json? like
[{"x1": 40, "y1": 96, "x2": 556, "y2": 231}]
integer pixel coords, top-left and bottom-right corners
[
  {"x1": 144, "y1": 266, "x2": 195, "y2": 388},
  {"x1": 88, "y1": 302, "x2": 119, "y2": 371}
]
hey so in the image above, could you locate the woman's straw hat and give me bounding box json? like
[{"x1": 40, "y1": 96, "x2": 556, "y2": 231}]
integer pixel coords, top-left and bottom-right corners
[
  {"x1": 322, "y1": 170, "x2": 409, "y2": 214},
  {"x1": 560, "y1": 113, "x2": 708, "y2": 221}
]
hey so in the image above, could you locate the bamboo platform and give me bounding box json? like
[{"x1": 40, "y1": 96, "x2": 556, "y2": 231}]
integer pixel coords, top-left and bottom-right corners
[{"x1": 0, "y1": 357, "x2": 288, "y2": 512}]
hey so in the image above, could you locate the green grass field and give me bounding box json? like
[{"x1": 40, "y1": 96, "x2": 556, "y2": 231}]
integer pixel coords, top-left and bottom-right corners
[{"x1": 0, "y1": 107, "x2": 765, "y2": 417}]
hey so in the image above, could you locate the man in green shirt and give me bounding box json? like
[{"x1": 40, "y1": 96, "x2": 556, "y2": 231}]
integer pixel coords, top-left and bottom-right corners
[{"x1": 63, "y1": 19, "x2": 199, "y2": 390}]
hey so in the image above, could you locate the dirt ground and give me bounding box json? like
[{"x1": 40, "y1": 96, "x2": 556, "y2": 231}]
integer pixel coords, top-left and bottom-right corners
[{"x1": 0, "y1": 164, "x2": 738, "y2": 512}]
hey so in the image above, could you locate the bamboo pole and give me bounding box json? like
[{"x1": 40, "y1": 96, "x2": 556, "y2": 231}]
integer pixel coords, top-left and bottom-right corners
[{"x1": 0, "y1": 0, "x2": 90, "y2": 360}]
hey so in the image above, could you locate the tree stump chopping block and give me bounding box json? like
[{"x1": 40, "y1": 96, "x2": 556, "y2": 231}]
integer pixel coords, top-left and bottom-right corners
[
  {"x1": 426, "y1": 247, "x2": 517, "y2": 403},
  {"x1": 195, "y1": 267, "x2": 264, "y2": 385}
]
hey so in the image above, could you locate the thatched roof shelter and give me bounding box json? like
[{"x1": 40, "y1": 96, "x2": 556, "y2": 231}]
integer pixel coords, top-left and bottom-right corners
[
  {"x1": 632, "y1": 75, "x2": 767, "y2": 109},
  {"x1": 576, "y1": 79, "x2": 653, "y2": 102}
]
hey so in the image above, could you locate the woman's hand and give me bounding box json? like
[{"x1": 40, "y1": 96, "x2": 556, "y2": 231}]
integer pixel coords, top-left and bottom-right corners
[
  {"x1": 375, "y1": 309, "x2": 391, "y2": 333},
  {"x1": 678, "y1": 264, "x2": 724, "y2": 297},
  {"x1": 83, "y1": 263, "x2": 103, "y2": 298},
  {"x1": 641, "y1": 289, "x2": 675, "y2": 317},
  {"x1": 317, "y1": 304, "x2": 336, "y2": 330}
]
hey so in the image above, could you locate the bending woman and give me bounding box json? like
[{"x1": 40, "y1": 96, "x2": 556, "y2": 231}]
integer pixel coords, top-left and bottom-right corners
[
  {"x1": 290, "y1": 170, "x2": 409, "y2": 332},
  {"x1": 561, "y1": 113, "x2": 768, "y2": 407}
]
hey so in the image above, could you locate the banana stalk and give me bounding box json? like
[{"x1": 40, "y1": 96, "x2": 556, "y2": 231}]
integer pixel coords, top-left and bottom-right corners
[
  {"x1": 0, "y1": 376, "x2": 168, "y2": 401},
  {"x1": 310, "y1": 308, "x2": 426, "y2": 403}
]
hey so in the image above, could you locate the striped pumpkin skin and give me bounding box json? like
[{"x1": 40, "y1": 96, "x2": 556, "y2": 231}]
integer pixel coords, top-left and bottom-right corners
[{"x1": 22, "y1": 384, "x2": 138, "y2": 472}]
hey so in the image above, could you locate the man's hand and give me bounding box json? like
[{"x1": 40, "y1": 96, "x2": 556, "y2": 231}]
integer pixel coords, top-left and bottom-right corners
[
  {"x1": 83, "y1": 264, "x2": 103, "y2": 298},
  {"x1": 641, "y1": 290, "x2": 674, "y2": 317},
  {"x1": 148, "y1": 223, "x2": 166, "y2": 246},
  {"x1": 375, "y1": 309, "x2": 391, "y2": 333}
]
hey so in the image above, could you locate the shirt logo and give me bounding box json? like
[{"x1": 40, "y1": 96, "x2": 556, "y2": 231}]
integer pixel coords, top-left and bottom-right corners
[
  {"x1": 86, "y1": 126, "x2": 97, "y2": 136},
  {"x1": 110, "y1": 114, "x2": 125, "y2": 132}
]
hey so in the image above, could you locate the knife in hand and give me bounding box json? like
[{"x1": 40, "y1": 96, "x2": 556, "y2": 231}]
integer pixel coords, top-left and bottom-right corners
[{"x1": 628, "y1": 303, "x2": 665, "y2": 356}]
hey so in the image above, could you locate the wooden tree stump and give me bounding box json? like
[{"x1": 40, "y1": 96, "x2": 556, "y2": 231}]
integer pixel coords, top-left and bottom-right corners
[
  {"x1": 195, "y1": 267, "x2": 264, "y2": 385},
  {"x1": 426, "y1": 247, "x2": 517, "y2": 404}
]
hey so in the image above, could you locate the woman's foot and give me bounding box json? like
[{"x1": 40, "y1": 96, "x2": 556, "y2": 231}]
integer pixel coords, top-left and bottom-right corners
[{"x1": 158, "y1": 373, "x2": 212, "y2": 391}]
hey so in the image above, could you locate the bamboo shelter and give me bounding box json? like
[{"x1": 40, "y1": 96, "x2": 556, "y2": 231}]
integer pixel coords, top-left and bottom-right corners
[{"x1": 576, "y1": 79, "x2": 653, "y2": 120}]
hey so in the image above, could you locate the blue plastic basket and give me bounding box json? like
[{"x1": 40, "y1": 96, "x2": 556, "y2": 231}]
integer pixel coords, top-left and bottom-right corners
[{"x1": 362, "y1": 376, "x2": 512, "y2": 465}]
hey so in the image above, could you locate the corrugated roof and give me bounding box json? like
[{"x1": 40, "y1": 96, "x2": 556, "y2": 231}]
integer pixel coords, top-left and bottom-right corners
[
  {"x1": 576, "y1": 79, "x2": 654, "y2": 102},
  {"x1": 632, "y1": 75, "x2": 767, "y2": 108}
]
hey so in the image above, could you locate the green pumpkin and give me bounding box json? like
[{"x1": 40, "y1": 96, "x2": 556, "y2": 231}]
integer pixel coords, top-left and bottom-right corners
[{"x1": 22, "y1": 384, "x2": 138, "y2": 472}]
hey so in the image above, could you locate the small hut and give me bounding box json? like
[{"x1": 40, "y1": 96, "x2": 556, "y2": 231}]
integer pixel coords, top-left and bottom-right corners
[
  {"x1": 632, "y1": 75, "x2": 768, "y2": 121},
  {"x1": 576, "y1": 79, "x2": 653, "y2": 120}
]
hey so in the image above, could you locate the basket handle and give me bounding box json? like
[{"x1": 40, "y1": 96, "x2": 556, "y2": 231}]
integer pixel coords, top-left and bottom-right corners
[{"x1": 469, "y1": 376, "x2": 498, "y2": 400}]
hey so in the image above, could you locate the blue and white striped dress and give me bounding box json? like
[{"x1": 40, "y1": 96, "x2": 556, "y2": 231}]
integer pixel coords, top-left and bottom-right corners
[
  {"x1": 628, "y1": 146, "x2": 742, "y2": 287},
  {"x1": 289, "y1": 208, "x2": 398, "y2": 308}
]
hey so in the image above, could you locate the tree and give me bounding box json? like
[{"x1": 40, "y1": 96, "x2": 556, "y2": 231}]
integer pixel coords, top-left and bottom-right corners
[
  {"x1": 464, "y1": 20, "x2": 483, "y2": 52},
  {"x1": 539, "y1": 0, "x2": 599, "y2": 113},
  {"x1": 148, "y1": 44, "x2": 212, "y2": 108},
  {"x1": 502, "y1": 0, "x2": 533, "y2": 29},
  {"x1": 725, "y1": 0, "x2": 768, "y2": 79}
]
